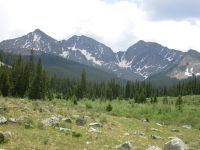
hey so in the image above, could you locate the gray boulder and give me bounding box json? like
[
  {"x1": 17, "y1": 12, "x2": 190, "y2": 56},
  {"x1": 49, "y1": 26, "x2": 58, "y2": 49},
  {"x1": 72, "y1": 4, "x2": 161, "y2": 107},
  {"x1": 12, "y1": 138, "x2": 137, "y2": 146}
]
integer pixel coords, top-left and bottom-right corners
[
  {"x1": 41, "y1": 116, "x2": 60, "y2": 126},
  {"x1": 116, "y1": 141, "x2": 133, "y2": 150},
  {"x1": 151, "y1": 135, "x2": 162, "y2": 139},
  {"x1": 147, "y1": 146, "x2": 162, "y2": 150},
  {"x1": 0, "y1": 117, "x2": 7, "y2": 124},
  {"x1": 0, "y1": 131, "x2": 11, "y2": 143},
  {"x1": 133, "y1": 130, "x2": 145, "y2": 136},
  {"x1": 164, "y1": 137, "x2": 188, "y2": 150},
  {"x1": 7, "y1": 118, "x2": 17, "y2": 123}
]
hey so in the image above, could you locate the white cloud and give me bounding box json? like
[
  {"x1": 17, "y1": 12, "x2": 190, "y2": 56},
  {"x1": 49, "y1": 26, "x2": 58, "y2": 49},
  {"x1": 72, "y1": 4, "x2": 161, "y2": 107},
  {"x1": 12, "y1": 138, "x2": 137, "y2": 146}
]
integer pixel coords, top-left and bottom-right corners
[{"x1": 0, "y1": 0, "x2": 200, "y2": 52}]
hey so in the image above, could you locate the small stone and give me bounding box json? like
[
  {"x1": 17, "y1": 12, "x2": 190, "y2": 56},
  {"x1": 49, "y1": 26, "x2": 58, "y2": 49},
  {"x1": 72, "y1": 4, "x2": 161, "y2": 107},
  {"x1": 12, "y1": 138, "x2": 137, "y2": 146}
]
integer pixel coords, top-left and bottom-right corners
[
  {"x1": 151, "y1": 135, "x2": 162, "y2": 139},
  {"x1": 62, "y1": 118, "x2": 72, "y2": 123},
  {"x1": 89, "y1": 122, "x2": 103, "y2": 127},
  {"x1": 182, "y1": 125, "x2": 192, "y2": 129},
  {"x1": 147, "y1": 146, "x2": 162, "y2": 150},
  {"x1": 156, "y1": 123, "x2": 163, "y2": 126},
  {"x1": 41, "y1": 116, "x2": 60, "y2": 126},
  {"x1": 133, "y1": 130, "x2": 145, "y2": 136},
  {"x1": 171, "y1": 129, "x2": 180, "y2": 132},
  {"x1": 0, "y1": 117, "x2": 7, "y2": 124},
  {"x1": 123, "y1": 132, "x2": 130, "y2": 136},
  {"x1": 150, "y1": 128, "x2": 159, "y2": 131},
  {"x1": 59, "y1": 127, "x2": 71, "y2": 132},
  {"x1": 116, "y1": 141, "x2": 133, "y2": 150},
  {"x1": 164, "y1": 137, "x2": 189, "y2": 150},
  {"x1": 89, "y1": 127, "x2": 101, "y2": 133}
]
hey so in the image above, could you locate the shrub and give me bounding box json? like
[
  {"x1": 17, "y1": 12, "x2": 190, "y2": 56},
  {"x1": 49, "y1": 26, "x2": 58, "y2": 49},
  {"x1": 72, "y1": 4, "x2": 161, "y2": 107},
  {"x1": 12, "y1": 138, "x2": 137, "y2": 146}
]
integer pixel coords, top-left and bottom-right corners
[
  {"x1": 106, "y1": 103, "x2": 112, "y2": 112},
  {"x1": 85, "y1": 102, "x2": 92, "y2": 109}
]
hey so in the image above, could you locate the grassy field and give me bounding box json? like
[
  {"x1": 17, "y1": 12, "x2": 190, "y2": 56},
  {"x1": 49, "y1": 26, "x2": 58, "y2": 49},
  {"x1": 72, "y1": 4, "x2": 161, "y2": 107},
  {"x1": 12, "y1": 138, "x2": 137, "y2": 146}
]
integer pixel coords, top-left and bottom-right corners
[{"x1": 0, "y1": 96, "x2": 200, "y2": 149}]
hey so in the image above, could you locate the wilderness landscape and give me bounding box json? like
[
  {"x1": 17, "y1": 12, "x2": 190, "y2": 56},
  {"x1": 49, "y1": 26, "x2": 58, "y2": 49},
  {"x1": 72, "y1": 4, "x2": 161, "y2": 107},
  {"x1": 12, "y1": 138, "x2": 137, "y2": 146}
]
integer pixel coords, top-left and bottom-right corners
[{"x1": 1, "y1": 0, "x2": 200, "y2": 150}]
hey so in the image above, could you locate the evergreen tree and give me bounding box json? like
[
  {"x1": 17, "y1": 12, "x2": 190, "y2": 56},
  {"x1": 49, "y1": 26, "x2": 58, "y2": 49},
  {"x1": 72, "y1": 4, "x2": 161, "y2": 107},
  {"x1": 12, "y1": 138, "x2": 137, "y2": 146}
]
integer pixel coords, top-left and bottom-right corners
[
  {"x1": 0, "y1": 68, "x2": 11, "y2": 97},
  {"x1": 125, "y1": 81, "x2": 131, "y2": 99}
]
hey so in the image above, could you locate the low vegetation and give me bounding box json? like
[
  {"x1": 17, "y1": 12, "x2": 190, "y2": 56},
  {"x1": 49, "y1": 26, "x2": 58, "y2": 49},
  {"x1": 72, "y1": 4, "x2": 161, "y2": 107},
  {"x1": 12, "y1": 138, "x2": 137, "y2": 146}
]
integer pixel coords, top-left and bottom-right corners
[{"x1": 0, "y1": 95, "x2": 199, "y2": 149}]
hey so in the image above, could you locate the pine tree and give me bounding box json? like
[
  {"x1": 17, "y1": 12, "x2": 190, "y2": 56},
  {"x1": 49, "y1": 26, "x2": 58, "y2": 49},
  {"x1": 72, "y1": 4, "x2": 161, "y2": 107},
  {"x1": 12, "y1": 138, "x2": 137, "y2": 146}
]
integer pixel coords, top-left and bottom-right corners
[
  {"x1": 0, "y1": 68, "x2": 11, "y2": 97},
  {"x1": 29, "y1": 57, "x2": 46, "y2": 100},
  {"x1": 80, "y1": 69, "x2": 87, "y2": 98},
  {"x1": 125, "y1": 81, "x2": 131, "y2": 99}
]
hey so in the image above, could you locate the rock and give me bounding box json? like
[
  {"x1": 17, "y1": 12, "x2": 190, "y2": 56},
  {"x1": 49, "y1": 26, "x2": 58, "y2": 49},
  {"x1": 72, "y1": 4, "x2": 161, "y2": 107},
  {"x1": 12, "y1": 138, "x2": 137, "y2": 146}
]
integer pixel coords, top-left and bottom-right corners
[
  {"x1": 150, "y1": 128, "x2": 159, "y2": 131},
  {"x1": 123, "y1": 132, "x2": 130, "y2": 136},
  {"x1": 72, "y1": 115, "x2": 83, "y2": 119},
  {"x1": 171, "y1": 129, "x2": 180, "y2": 132},
  {"x1": 164, "y1": 137, "x2": 188, "y2": 150},
  {"x1": 116, "y1": 141, "x2": 133, "y2": 150},
  {"x1": 156, "y1": 123, "x2": 163, "y2": 126},
  {"x1": 147, "y1": 146, "x2": 162, "y2": 150},
  {"x1": 133, "y1": 130, "x2": 145, "y2": 136},
  {"x1": 7, "y1": 118, "x2": 17, "y2": 123},
  {"x1": 62, "y1": 118, "x2": 72, "y2": 123},
  {"x1": 89, "y1": 122, "x2": 103, "y2": 127},
  {"x1": 59, "y1": 127, "x2": 72, "y2": 132},
  {"x1": 89, "y1": 127, "x2": 101, "y2": 133},
  {"x1": 151, "y1": 135, "x2": 162, "y2": 139},
  {"x1": 76, "y1": 118, "x2": 86, "y2": 126},
  {"x1": 0, "y1": 131, "x2": 11, "y2": 143},
  {"x1": 0, "y1": 117, "x2": 7, "y2": 124},
  {"x1": 182, "y1": 125, "x2": 192, "y2": 129},
  {"x1": 41, "y1": 116, "x2": 60, "y2": 126}
]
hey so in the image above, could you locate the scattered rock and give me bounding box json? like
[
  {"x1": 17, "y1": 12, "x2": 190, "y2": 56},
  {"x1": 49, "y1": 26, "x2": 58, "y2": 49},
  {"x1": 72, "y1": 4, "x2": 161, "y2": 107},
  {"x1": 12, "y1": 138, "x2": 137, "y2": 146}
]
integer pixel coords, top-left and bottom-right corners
[
  {"x1": 141, "y1": 118, "x2": 149, "y2": 122},
  {"x1": 123, "y1": 132, "x2": 130, "y2": 136},
  {"x1": 76, "y1": 118, "x2": 86, "y2": 126},
  {"x1": 72, "y1": 115, "x2": 83, "y2": 119},
  {"x1": 0, "y1": 131, "x2": 11, "y2": 143},
  {"x1": 164, "y1": 137, "x2": 189, "y2": 150},
  {"x1": 0, "y1": 117, "x2": 7, "y2": 124},
  {"x1": 133, "y1": 130, "x2": 145, "y2": 136},
  {"x1": 182, "y1": 125, "x2": 192, "y2": 129},
  {"x1": 150, "y1": 128, "x2": 159, "y2": 131},
  {"x1": 62, "y1": 118, "x2": 72, "y2": 123},
  {"x1": 89, "y1": 122, "x2": 103, "y2": 127},
  {"x1": 41, "y1": 116, "x2": 60, "y2": 126},
  {"x1": 7, "y1": 118, "x2": 17, "y2": 123},
  {"x1": 147, "y1": 146, "x2": 162, "y2": 150},
  {"x1": 151, "y1": 135, "x2": 162, "y2": 139},
  {"x1": 116, "y1": 141, "x2": 133, "y2": 150},
  {"x1": 86, "y1": 141, "x2": 91, "y2": 145},
  {"x1": 89, "y1": 127, "x2": 101, "y2": 133},
  {"x1": 156, "y1": 123, "x2": 163, "y2": 127},
  {"x1": 171, "y1": 129, "x2": 180, "y2": 132},
  {"x1": 59, "y1": 127, "x2": 72, "y2": 132}
]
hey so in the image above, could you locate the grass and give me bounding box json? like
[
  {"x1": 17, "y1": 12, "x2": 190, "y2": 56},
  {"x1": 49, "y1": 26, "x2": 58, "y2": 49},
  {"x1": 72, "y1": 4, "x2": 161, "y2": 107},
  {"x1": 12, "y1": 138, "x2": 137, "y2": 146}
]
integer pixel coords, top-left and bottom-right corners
[{"x1": 0, "y1": 96, "x2": 199, "y2": 149}]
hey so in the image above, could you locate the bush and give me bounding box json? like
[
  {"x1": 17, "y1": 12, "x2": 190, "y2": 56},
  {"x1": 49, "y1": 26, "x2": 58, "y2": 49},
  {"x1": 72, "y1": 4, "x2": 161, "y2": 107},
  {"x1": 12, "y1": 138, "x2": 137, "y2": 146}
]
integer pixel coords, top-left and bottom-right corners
[
  {"x1": 162, "y1": 97, "x2": 168, "y2": 104},
  {"x1": 175, "y1": 96, "x2": 183, "y2": 111},
  {"x1": 72, "y1": 131, "x2": 82, "y2": 137},
  {"x1": 85, "y1": 102, "x2": 92, "y2": 109},
  {"x1": 106, "y1": 103, "x2": 112, "y2": 112},
  {"x1": 71, "y1": 95, "x2": 78, "y2": 105}
]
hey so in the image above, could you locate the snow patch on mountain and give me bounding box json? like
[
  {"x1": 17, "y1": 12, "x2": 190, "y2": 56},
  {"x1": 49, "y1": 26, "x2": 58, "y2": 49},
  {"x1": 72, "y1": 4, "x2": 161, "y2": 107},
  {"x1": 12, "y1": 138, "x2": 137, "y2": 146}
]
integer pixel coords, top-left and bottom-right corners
[{"x1": 67, "y1": 46, "x2": 103, "y2": 66}]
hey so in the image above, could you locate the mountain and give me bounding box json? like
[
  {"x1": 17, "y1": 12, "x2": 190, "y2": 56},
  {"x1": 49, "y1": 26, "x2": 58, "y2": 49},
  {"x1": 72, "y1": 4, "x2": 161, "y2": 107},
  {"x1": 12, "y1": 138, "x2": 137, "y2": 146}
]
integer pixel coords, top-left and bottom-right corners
[{"x1": 1, "y1": 29, "x2": 200, "y2": 81}]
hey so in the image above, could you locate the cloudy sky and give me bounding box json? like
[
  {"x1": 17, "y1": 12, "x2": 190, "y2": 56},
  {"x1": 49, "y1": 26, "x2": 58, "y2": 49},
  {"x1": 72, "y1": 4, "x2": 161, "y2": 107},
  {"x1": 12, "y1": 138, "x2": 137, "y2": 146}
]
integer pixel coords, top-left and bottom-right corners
[{"x1": 1, "y1": 0, "x2": 200, "y2": 52}]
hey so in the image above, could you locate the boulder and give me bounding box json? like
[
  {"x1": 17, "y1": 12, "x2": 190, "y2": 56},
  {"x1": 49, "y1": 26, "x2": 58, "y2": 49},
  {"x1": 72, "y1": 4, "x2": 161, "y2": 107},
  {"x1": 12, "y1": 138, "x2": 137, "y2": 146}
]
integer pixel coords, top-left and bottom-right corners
[
  {"x1": 147, "y1": 146, "x2": 162, "y2": 150},
  {"x1": 59, "y1": 127, "x2": 72, "y2": 132},
  {"x1": 0, "y1": 117, "x2": 7, "y2": 124},
  {"x1": 7, "y1": 118, "x2": 17, "y2": 123},
  {"x1": 41, "y1": 116, "x2": 60, "y2": 126},
  {"x1": 89, "y1": 122, "x2": 103, "y2": 127},
  {"x1": 164, "y1": 137, "x2": 188, "y2": 150},
  {"x1": 116, "y1": 141, "x2": 133, "y2": 150},
  {"x1": 0, "y1": 131, "x2": 11, "y2": 144}
]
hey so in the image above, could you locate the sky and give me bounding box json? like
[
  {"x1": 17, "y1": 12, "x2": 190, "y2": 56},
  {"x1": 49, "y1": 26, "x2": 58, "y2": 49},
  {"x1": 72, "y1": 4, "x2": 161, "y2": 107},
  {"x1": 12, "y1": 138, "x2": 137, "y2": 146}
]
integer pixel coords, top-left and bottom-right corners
[{"x1": 0, "y1": 0, "x2": 200, "y2": 52}]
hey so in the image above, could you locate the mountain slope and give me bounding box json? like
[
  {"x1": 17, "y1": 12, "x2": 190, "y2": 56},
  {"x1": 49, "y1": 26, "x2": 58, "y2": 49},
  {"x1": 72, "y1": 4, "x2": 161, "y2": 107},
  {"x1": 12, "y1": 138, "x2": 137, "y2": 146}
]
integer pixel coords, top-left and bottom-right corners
[{"x1": 1, "y1": 29, "x2": 200, "y2": 81}]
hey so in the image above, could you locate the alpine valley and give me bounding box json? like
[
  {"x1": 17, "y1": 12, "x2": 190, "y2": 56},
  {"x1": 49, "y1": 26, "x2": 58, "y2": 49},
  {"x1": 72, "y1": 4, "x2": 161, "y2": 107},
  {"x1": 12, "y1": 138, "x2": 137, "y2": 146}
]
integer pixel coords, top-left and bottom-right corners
[{"x1": 1, "y1": 29, "x2": 200, "y2": 81}]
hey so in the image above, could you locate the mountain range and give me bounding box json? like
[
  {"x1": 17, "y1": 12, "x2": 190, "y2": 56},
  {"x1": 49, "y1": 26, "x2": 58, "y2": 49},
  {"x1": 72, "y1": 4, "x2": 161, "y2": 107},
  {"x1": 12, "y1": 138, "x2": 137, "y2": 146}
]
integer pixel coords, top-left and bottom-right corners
[{"x1": 0, "y1": 29, "x2": 200, "y2": 81}]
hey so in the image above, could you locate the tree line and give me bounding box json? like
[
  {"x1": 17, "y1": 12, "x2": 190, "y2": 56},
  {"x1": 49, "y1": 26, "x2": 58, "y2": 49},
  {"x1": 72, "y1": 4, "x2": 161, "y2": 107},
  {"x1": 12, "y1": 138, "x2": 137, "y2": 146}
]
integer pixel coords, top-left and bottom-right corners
[{"x1": 1, "y1": 50, "x2": 200, "y2": 102}]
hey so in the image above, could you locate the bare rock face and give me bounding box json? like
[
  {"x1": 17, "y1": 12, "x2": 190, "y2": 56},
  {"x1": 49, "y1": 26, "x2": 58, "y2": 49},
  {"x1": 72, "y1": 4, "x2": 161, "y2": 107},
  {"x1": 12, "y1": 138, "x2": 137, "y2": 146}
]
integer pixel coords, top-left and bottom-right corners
[
  {"x1": 164, "y1": 138, "x2": 189, "y2": 150},
  {"x1": 116, "y1": 141, "x2": 133, "y2": 150}
]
